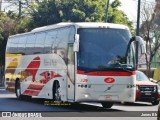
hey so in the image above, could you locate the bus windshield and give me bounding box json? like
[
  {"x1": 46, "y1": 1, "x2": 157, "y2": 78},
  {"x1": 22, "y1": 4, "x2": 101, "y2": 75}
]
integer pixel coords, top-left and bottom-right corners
[{"x1": 77, "y1": 28, "x2": 135, "y2": 72}]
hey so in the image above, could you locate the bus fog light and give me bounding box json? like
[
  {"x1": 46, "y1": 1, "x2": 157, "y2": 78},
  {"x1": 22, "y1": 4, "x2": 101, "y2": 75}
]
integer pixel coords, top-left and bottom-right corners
[{"x1": 84, "y1": 94, "x2": 89, "y2": 98}]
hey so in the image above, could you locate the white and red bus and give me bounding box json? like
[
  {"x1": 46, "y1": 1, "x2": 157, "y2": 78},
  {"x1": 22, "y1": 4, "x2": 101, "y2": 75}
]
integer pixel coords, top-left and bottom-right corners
[{"x1": 5, "y1": 22, "x2": 145, "y2": 108}]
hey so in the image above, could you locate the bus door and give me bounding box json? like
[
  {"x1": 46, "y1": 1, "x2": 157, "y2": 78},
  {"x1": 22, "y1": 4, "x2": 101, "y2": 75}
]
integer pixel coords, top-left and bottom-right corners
[{"x1": 67, "y1": 44, "x2": 75, "y2": 100}]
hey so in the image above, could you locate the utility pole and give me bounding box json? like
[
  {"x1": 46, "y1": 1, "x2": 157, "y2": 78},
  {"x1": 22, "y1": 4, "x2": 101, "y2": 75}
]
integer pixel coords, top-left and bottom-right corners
[
  {"x1": 19, "y1": 0, "x2": 22, "y2": 18},
  {"x1": 136, "y1": 0, "x2": 141, "y2": 36},
  {"x1": 105, "y1": 0, "x2": 110, "y2": 22},
  {"x1": 136, "y1": 0, "x2": 141, "y2": 69}
]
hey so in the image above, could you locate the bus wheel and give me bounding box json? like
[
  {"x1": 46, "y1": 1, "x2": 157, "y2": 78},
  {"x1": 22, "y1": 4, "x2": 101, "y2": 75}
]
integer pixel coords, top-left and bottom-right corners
[
  {"x1": 53, "y1": 82, "x2": 61, "y2": 101},
  {"x1": 101, "y1": 102, "x2": 114, "y2": 108}
]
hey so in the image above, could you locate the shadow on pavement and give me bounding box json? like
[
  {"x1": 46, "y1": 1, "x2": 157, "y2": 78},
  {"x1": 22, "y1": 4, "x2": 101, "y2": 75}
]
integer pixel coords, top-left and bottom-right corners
[
  {"x1": 117, "y1": 102, "x2": 152, "y2": 106},
  {"x1": 10, "y1": 97, "x2": 123, "y2": 112}
]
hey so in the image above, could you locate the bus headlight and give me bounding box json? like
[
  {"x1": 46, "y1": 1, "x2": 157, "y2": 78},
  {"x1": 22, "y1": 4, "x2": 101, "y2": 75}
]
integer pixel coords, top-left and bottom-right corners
[{"x1": 84, "y1": 94, "x2": 89, "y2": 98}]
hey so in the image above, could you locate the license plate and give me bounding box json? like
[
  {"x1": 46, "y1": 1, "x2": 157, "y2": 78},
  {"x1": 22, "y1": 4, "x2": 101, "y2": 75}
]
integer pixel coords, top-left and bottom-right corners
[
  {"x1": 105, "y1": 95, "x2": 112, "y2": 100},
  {"x1": 145, "y1": 93, "x2": 151, "y2": 95}
]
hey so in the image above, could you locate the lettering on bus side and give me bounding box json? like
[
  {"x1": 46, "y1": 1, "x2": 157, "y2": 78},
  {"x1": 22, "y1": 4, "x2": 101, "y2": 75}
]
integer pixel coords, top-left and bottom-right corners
[{"x1": 44, "y1": 59, "x2": 57, "y2": 66}]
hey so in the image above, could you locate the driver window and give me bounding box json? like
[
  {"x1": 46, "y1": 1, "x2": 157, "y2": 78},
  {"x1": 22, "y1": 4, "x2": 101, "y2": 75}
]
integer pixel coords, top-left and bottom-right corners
[
  {"x1": 127, "y1": 44, "x2": 134, "y2": 66},
  {"x1": 67, "y1": 44, "x2": 74, "y2": 84}
]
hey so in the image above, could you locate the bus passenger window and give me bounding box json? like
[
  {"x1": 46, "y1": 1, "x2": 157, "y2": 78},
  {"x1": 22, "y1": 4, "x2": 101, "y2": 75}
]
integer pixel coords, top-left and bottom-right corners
[{"x1": 67, "y1": 44, "x2": 74, "y2": 84}]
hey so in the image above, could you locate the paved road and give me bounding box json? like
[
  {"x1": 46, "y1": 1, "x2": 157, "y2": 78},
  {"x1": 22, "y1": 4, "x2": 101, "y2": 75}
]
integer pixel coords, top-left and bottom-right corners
[{"x1": 0, "y1": 89, "x2": 158, "y2": 120}]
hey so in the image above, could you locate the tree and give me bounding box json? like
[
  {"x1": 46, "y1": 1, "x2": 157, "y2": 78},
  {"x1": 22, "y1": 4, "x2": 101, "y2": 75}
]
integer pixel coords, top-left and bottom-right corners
[
  {"x1": 0, "y1": 10, "x2": 31, "y2": 65},
  {"x1": 4, "y1": 0, "x2": 38, "y2": 18},
  {"x1": 0, "y1": 11, "x2": 16, "y2": 65},
  {"x1": 140, "y1": 0, "x2": 160, "y2": 77},
  {"x1": 154, "y1": 0, "x2": 160, "y2": 26},
  {"x1": 29, "y1": 0, "x2": 134, "y2": 33},
  {"x1": 0, "y1": 0, "x2": 135, "y2": 66}
]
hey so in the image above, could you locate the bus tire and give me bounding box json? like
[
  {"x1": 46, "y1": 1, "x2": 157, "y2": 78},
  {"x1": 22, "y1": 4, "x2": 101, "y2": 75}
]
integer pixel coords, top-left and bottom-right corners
[
  {"x1": 53, "y1": 81, "x2": 61, "y2": 101},
  {"x1": 101, "y1": 102, "x2": 114, "y2": 108},
  {"x1": 15, "y1": 79, "x2": 31, "y2": 100}
]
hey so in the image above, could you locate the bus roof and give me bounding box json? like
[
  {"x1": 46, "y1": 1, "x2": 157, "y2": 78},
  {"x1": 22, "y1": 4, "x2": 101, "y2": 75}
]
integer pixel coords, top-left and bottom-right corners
[{"x1": 9, "y1": 22, "x2": 129, "y2": 38}]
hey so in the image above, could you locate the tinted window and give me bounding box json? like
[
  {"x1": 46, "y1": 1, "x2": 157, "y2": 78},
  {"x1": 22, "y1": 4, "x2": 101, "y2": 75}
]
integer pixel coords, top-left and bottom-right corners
[
  {"x1": 45, "y1": 30, "x2": 57, "y2": 44},
  {"x1": 10, "y1": 43, "x2": 18, "y2": 54},
  {"x1": 77, "y1": 28, "x2": 132, "y2": 71},
  {"x1": 67, "y1": 44, "x2": 75, "y2": 83},
  {"x1": 34, "y1": 44, "x2": 44, "y2": 54},
  {"x1": 44, "y1": 44, "x2": 51, "y2": 53},
  {"x1": 17, "y1": 43, "x2": 25, "y2": 54},
  {"x1": 44, "y1": 30, "x2": 57, "y2": 53},
  {"x1": 12, "y1": 37, "x2": 19, "y2": 43},
  {"x1": 68, "y1": 26, "x2": 76, "y2": 43},
  {"x1": 25, "y1": 34, "x2": 36, "y2": 55},
  {"x1": 6, "y1": 39, "x2": 11, "y2": 54},
  {"x1": 17, "y1": 36, "x2": 27, "y2": 54},
  {"x1": 136, "y1": 71, "x2": 149, "y2": 81},
  {"x1": 7, "y1": 37, "x2": 19, "y2": 54},
  {"x1": 26, "y1": 34, "x2": 36, "y2": 43},
  {"x1": 19, "y1": 36, "x2": 27, "y2": 44},
  {"x1": 34, "y1": 32, "x2": 46, "y2": 54},
  {"x1": 25, "y1": 44, "x2": 35, "y2": 55},
  {"x1": 55, "y1": 27, "x2": 70, "y2": 63},
  {"x1": 35, "y1": 32, "x2": 46, "y2": 44}
]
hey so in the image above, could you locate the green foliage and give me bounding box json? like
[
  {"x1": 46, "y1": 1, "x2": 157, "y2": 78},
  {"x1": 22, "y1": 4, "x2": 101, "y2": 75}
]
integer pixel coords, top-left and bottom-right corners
[
  {"x1": 0, "y1": 10, "x2": 30, "y2": 65},
  {"x1": 29, "y1": 0, "x2": 106, "y2": 28},
  {"x1": 0, "y1": 0, "x2": 135, "y2": 66},
  {"x1": 15, "y1": 17, "x2": 31, "y2": 33},
  {"x1": 0, "y1": 11, "x2": 15, "y2": 65},
  {"x1": 111, "y1": 0, "x2": 121, "y2": 8},
  {"x1": 29, "y1": 0, "x2": 134, "y2": 34}
]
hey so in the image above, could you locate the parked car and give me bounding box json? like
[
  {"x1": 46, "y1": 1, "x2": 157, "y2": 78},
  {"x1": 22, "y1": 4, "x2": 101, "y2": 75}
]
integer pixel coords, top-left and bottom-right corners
[{"x1": 136, "y1": 71, "x2": 159, "y2": 105}]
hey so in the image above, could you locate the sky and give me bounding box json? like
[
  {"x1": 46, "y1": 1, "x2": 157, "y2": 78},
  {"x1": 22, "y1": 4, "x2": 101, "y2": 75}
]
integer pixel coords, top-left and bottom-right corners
[
  {"x1": 118, "y1": 0, "x2": 138, "y2": 22},
  {"x1": 117, "y1": 0, "x2": 156, "y2": 23}
]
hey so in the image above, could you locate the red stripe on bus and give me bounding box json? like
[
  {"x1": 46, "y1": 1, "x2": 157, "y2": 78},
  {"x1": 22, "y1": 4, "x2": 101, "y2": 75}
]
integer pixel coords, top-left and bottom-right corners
[
  {"x1": 27, "y1": 84, "x2": 44, "y2": 91},
  {"x1": 77, "y1": 70, "x2": 136, "y2": 76},
  {"x1": 26, "y1": 56, "x2": 40, "y2": 82},
  {"x1": 23, "y1": 90, "x2": 39, "y2": 96}
]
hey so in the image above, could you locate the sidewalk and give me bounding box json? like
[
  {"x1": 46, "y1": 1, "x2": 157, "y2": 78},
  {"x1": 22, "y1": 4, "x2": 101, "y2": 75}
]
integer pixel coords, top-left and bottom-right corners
[
  {"x1": 0, "y1": 89, "x2": 15, "y2": 94},
  {"x1": 0, "y1": 89, "x2": 15, "y2": 98}
]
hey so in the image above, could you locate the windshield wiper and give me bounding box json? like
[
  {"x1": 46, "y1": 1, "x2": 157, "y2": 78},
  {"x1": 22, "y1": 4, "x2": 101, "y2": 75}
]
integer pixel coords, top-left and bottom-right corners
[
  {"x1": 84, "y1": 64, "x2": 133, "y2": 73},
  {"x1": 109, "y1": 63, "x2": 133, "y2": 72},
  {"x1": 84, "y1": 68, "x2": 110, "y2": 73}
]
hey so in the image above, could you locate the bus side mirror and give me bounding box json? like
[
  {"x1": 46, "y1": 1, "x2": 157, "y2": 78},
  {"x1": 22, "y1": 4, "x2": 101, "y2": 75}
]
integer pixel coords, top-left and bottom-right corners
[
  {"x1": 135, "y1": 36, "x2": 146, "y2": 54},
  {"x1": 73, "y1": 34, "x2": 79, "y2": 52}
]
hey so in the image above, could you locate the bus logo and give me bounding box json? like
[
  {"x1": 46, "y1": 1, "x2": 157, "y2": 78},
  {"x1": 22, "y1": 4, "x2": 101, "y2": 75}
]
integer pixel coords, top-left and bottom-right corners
[{"x1": 104, "y1": 78, "x2": 115, "y2": 84}]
